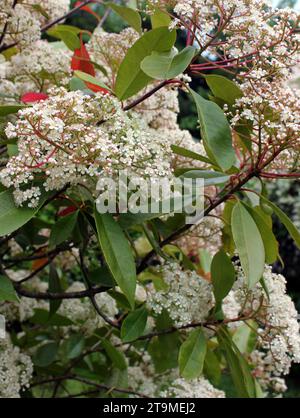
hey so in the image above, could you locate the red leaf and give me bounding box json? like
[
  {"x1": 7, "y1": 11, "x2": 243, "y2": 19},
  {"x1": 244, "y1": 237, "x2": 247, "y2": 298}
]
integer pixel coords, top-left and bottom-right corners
[
  {"x1": 58, "y1": 206, "x2": 78, "y2": 217},
  {"x1": 71, "y1": 37, "x2": 95, "y2": 76},
  {"x1": 75, "y1": 1, "x2": 100, "y2": 21},
  {"x1": 71, "y1": 35, "x2": 110, "y2": 94},
  {"x1": 21, "y1": 92, "x2": 49, "y2": 103},
  {"x1": 85, "y1": 82, "x2": 109, "y2": 94}
]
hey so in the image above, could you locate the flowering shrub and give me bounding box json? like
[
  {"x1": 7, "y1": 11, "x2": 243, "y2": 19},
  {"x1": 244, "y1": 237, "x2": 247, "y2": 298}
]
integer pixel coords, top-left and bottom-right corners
[{"x1": 0, "y1": 0, "x2": 299, "y2": 399}]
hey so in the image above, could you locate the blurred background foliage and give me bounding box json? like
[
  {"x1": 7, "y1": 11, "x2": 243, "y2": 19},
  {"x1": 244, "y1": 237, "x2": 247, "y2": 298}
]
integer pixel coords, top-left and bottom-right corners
[{"x1": 66, "y1": 0, "x2": 300, "y2": 397}]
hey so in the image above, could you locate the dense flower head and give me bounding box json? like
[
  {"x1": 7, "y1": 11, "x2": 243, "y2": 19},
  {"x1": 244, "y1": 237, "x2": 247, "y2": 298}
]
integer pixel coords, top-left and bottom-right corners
[
  {"x1": 88, "y1": 27, "x2": 139, "y2": 88},
  {"x1": 0, "y1": 87, "x2": 173, "y2": 207},
  {"x1": 160, "y1": 377, "x2": 225, "y2": 398},
  {"x1": 150, "y1": 0, "x2": 300, "y2": 81},
  {"x1": 0, "y1": 336, "x2": 33, "y2": 398},
  {"x1": 147, "y1": 261, "x2": 214, "y2": 326},
  {"x1": 0, "y1": 0, "x2": 70, "y2": 48},
  {"x1": 230, "y1": 265, "x2": 300, "y2": 375}
]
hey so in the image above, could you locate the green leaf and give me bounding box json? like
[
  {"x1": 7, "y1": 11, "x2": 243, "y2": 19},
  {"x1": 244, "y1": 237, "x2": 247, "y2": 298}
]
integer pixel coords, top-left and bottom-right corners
[
  {"x1": 0, "y1": 189, "x2": 48, "y2": 237},
  {"x1": 150, "y1": 8, "x2": 171, "y2": 28},
  {"x1": 180, "y1": 170, "x2": 229, "y2": 186},
  {"x1": 121, "y1": 306, "x2": 148, "y2": 342},
  {"x1": 74, "y1": 70, "x2": 111, "y2": 92},
  {"x1": 211, "y1": 249, "x2": 235, "y2": 304},
  {"x1": 69, "y1": 76, "x2": 92, "y2": 92},
  {"x1": 140, "y1": 46, "x2": 196, "y2": 80},
  {"x1": 0, "y1": 275, "x2": 19, "y2": 302},
  {"x1": 108, "y1": 3, "x2": 142, "y2": 34},
  {"x1": 189, "y1": 88, "x2": 236, "y2": 171},
  {"x1": 231, "y1": 202, "x2": 265, "y2": 288},
  {"x1": 115, "y1": 27, "x2": 176, "y2": 100},
  {"x1": 102, "y1": 339, "x2": 127, "y2": 370},
  {"x1": 178, "y1": 328, "x2": 207, "y2": 379},
  {"x1": 47, "y1": 25, "x2": 81, "y2": 50},
  {"x1": 0, "y1": 104, "x2": 26, "y2": 116},
  {"x1": 48, "y1": 264, "x2": 62, "y2": 317},
  {"x1": 204, "y1": 348, "x2": 221, "y2": 387},
  {"x1": 94, "y1": 211, "x2": 136, "y2": 309},
  {"x1": 232, "y1": 321, "x2": 257, "y2": 354},
  {"x1": 205, "y1": 75, "x2": 243, "y2": 105},
  {"x1": 33, "y1": 342, "x2": 58, "y2": 368},
  {"x1": 260, "y1": 195, "x2": 300, "y2": 249},
  {"x1": 171, "y1": 144, "x2": 212, "y2": 165},
  {"x1": 148, "y1": 310, "x2": 181, "y2": 373},
  {"x1": 217, "y1": 327, "x2": 257, "y2": 398},
  {"x1": 30, "y1": 309, "x2": 73, "y2": 326},
  {"x1": 63, "y1": 334, "x2": 85, "y2": 360},
  {"x1": 242, "y1": 203, "x2": 278, "y2": 264},
  {"x1": 49, "y1": 211, "x2": 78, "y2": 248}
]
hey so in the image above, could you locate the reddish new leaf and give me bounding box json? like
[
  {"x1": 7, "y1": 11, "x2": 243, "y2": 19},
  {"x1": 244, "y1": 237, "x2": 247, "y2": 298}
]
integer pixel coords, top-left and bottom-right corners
[
  {"x1": 71, "y1": 43, "x2": 95, "y2": 76},
  {"x1": 71, "y1": 36, "x2": 109, "y2": 94},
  {"x1": 58, "y1": 206, "x2": 78, "y2": 217},
  {"x1": 75, "y1": 1, "x2": 100, "y2": 21},
  {"x1": 21, "y1": 92, "x2": 49, "y2": 103}
]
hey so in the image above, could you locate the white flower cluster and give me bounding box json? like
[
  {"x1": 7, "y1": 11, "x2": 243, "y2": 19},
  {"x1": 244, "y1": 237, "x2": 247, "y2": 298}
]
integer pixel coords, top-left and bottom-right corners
[
  {"x1": 0, "y1": 336, "x2": 33, "y2": 398},
  {"x1": 176, "y1": 215, "x2": 223, "y2": 257},
  {"x1": 58, "y1": 281, "x2": 118, "y2": 335},
  {"x1": 160, "y1": 377, "x2": 225, "y2": 398},
  {"x1": 231, "y1": 80, "x2": 300, "y2": 171},
  {"x1": 231, "y1": 265, "x2": 300, "y2": 375},
  {"x1": 155, "y1": 0, "x2": 299, "y2": 79},
  {"x1": 128, "y1": 352, "x2": 225, "y2": 398},
  {"x1": 249, "y1": 350, "x2": 288, "y2": 395},
  {"x1": 9, "y1": 40, "x2": 71, "y2": 86},
  {"x1": 147, "y1": 261, "x2": 213, "y2": 326},
  {"x1": 0, "y1": 40, "x2": 72, "y2": 103},
  {"x1": 0, "y1": 0, "x2": 70, "y2": 48},
  {"x1": 0, "y1": 87, "x2": 173, "y2": 207},
  {"x1": 88, "y1": 27, "x2": 139, "y2": 88}
]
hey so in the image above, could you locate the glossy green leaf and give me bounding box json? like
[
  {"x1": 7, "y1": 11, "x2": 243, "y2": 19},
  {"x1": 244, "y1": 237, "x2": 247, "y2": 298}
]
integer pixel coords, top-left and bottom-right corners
[
  {"x1": 148, "y1": 310, "x2": 181, "y2": 373},
  {"x1": 108, "y1": 3, "x2": 142, "y2": 34},
  {"x1": 150, "y1": 8, "x2": 171, "y2": 28},
  {"x1": 121, "y1": 306, "x2": 148, "y2": 342},
  {"x1": 178, "y1": 328, "x2": 207, "y2": 379},
  {"x1": 211, "y1": 249, "x2": 235, "y2": 304},
  {"x1": 180, "y1": 170, "x2": 230, "y2": 186},
  {"x1": 102, "y1": 339, "x2": 127, "y2": 370},
  {"x1": 231, "y1": 202, "x2": 265, "y2": 288},
  {"x1": 260, "y1": 195, "x2": 300, "y2": 249},
  {"x1": 205, "y1": 75, "x2": 243, "y2": 105},
  {"x1": 232, "y1": 321, "x2": 257, "y2": 354},
  {"x1": 64, "y1": 334, "x2": 85, "y2": 360},
  {"x1": 48, "y1": 264, "x2": 62, "y2": 317},
  {"x1": 141, "y1": 46, "x2": 196, "y2": 80},
  {"x1": 0, "y1": 275, "x2": 19, "y2": 302},
  {"x1": 47, "y1": 26, "x2": 80, "y2": 51},
  {"x1": 30, "y1": 309, "x2": 73, "y2": 326},
  {"x1": 115, "y1": 27, "x2": 176, "y2": 100},
  {"x1": 74, "y1": 70, "x2": 111, "y2": 92},
  {"x1": 0, "y1": 104, "x2": 26, "y2": 116},
  {"x1": 94, "y1": 211, "x2": 136, "y2": 309},
  {"x1": 0, "y1": 189, "x2": 47, "y2": 237},
  {"x1": 189, "y1": 88, "x2": 236, "y2": 171},
  {"x1": 242, "y1": 203, "x2": 278, "y2": 264},
  {"x1": 171, "y1": 144, "x2": 212, "y2": 164},
  {"x1": 49, "y1": 211, "x2": 78, "y2": 248},
  {"x1": 204, "y1": 348, "x2": 221, "y2": 387},
  {"x1": 218, "y1": 327, "x2": 257, "y2": 398},
  {"x1": 33, "y1": 342, "x2": 58, "y2": 367}
]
